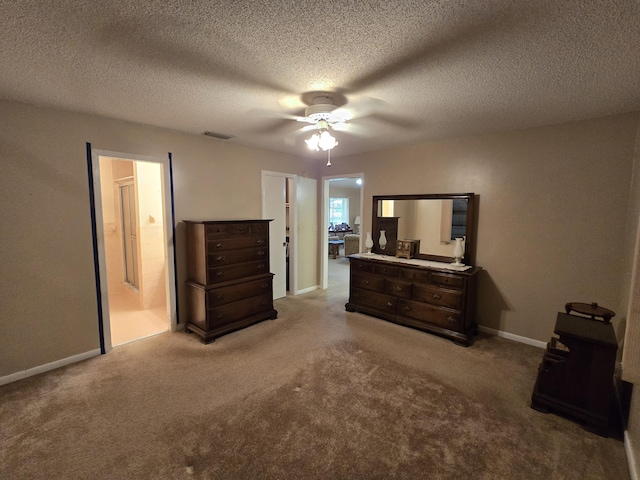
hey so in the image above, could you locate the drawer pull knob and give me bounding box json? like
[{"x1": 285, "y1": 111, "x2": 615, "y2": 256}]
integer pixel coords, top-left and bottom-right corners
[
  {"x1": 432, "y1": 293, "x2": 441, "y2": 300},
  {"x1": 395, "y1": 286, "x2": 403, "y2": 291},
  {"x1": 402, "y1": 305, "x2": 411, "y2": 312},
  {"x1": 217, "y1": 314, "x2": 225, "y2": 320},
  {"x1": 386, "y1": 301, "x2": 393, "y2": 307},
  {"x1": 216, "y1": 243, "x2": 224, "y2": 248},
  {"x1": 257, "y1": 264, "x2": 265, "y2": 270},
  {"x1": 362, "y1": 279, "x2": 370, "y2": 285},
  {"x1": 216, "y1": 255, "x2": 226, "y2": 262},
  {"x1": 216, "y1": 271, "x2": 224, "y2": 277},
  {"x1": 256, "y1": 239, "x2": 265, "y2": 246},
  {"x1": 215, "y1": 294, "x2": 224, "y2": 300},
  {"x1": 257, "y1": 250, "x2": 266, "y2": 256},
  {"x1": 261, "y1": 283, "x2": 268, "y2": 288},
  {"x1": 446, "y1": 316, "x2": 456, "y2": 323}
]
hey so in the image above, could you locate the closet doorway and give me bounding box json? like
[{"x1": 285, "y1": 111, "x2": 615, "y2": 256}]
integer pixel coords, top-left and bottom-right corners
[{"x1": 88, "y1": 148, "x2": 178, "y2": 352}]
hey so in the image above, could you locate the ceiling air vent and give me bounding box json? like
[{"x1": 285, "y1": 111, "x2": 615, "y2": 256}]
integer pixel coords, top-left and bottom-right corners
[{"x1": 202, "y1": 131, "x2": 235, "y2": 140}]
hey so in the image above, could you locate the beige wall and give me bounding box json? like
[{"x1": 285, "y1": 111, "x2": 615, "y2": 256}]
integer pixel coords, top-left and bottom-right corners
[
  {"x1": 622, "y1": 117, "x2": 640, "y2": 476},
  {"x1": 0, "y1": 99, "x2": 319, "y2": 377},
  {"x1": 320, "y1": 113, "x2": 640, "y2": 343}
]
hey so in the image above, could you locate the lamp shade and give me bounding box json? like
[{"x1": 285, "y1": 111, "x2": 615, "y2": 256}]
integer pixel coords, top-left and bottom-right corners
[{"x1": 354, "y1": 216, "x2": 361, "y2": 225}]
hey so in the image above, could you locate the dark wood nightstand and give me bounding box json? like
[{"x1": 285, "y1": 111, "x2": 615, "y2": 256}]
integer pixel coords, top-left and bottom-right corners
[{"x1": 531, "y1": 305, "x2": 618, "y2": 436}]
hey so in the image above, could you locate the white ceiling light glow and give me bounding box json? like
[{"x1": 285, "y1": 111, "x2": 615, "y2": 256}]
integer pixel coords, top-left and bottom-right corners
[{"x1": 305, "y1": 120, "x2": 338, "y2": 152}]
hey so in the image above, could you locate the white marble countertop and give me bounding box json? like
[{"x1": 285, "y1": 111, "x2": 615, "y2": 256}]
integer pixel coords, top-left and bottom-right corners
[{"x1": 350, "y1": 253, "x2": 473, "y2": 272}]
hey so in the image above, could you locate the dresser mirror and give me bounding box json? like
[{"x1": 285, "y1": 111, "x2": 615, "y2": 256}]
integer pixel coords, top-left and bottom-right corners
[{"x1": 371, "y1": 193, "x2": 477, "y2": 265}]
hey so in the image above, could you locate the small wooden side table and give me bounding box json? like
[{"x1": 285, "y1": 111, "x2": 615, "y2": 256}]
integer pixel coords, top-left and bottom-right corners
[{"x1": 531, "y1": 304, "x2": 618, "y2": 436}]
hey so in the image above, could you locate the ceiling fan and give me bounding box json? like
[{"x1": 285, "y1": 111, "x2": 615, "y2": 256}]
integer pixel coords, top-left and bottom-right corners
[{"x1": 252, "y1": 91, "x2": 386, "y2": 154}]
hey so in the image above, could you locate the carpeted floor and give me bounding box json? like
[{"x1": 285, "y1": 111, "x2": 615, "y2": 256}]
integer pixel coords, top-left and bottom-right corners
[{"x1": 0, "y1": 258, "x2": 631, "y2": 479}]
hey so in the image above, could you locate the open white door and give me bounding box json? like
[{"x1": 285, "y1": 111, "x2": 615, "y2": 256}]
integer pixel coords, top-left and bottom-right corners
[{"x1": 262, "y1": 173, "x2": 288, "y2": 299}]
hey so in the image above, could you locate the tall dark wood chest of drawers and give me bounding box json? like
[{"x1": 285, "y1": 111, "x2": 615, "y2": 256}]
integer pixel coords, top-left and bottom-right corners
[
  {"x1": 345, "y1": 255, "x2": 481, "y2": 346},
  {"x1": 184, "y1": 220, "x2": 278, "y2": 344}
]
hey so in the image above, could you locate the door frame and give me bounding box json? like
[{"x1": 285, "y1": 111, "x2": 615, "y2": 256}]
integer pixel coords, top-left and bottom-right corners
[
  {"x1": 261, "y1": 170, "x2": 298, "y2": 295},
  {"x1": 86, "y1": 145, "x2": 179, "y2": 353},
  {"x1": 321, "y1": 173, "x2": 364, "y2": 290}
]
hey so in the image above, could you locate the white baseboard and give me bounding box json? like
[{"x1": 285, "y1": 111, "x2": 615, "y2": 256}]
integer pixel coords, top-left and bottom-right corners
[
  {"x1": 0, "y1": 349, "x2": 102, "y2": 387},
  {"x1": 478, "y1": 325, "x2": 547, "y2": 349},
  {"x1": 626, "y1": 431, "x2": 639, "y2": 480},
  {"x1": 294, "y1": 285, "x2": 318, "y2": 295}
]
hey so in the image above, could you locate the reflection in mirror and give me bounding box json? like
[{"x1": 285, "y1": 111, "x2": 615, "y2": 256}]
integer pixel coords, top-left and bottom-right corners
[
  {"x1": 378, "y1": 199, "x2": 467, "y2": 257},
  {"x1": 372, "y1": 193, "x2": 476, "y2": 265}
]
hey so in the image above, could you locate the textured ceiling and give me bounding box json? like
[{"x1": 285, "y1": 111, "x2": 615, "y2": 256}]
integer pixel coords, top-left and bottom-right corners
[{"x1": 1, "y1": 1, "x2": 639, "y2": 158}]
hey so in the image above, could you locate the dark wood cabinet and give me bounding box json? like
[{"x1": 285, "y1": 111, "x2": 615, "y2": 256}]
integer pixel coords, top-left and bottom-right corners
[
  {"x1": 184, "y1": 220, "x2": 277, "y2": 344},
  {"x1": 531, "y1": 312, "x2": 618, "y2": 436},
  {"x1": 345, "y1": 255, "x2": 481, "y2": 346}
]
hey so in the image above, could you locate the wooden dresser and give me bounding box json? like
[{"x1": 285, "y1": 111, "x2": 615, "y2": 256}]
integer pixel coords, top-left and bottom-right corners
[
  {"x1": 345, "y1": 254, "x2": 481, "y2": 346},
  {"x1": 184, "y1": 220, "x2": 278, "y2": 344}
]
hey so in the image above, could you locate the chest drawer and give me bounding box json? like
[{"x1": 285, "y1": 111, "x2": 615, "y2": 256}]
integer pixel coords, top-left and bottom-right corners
[
  {"x1": 208, "y1": 235, "x2": 268, "y2": 251},
  {"x1": 208, "y1": 247, "x2": 268, "y2": 266},
  {"x1": 398, "y1": 299, "x2": 462, "y2": 331},
  {"x1": 206, "y1": 221, "x2": 269, "y2": 237},
  {"x1": 384, "y1": 278, "x2": 412, "y2": 298},
  {"x1": 206, "y1": 277, "x2": 272, "y2": 307},
  {"x1": 350, "y1": 288, "x2": 398, "y2": 313},
  {"x1": 208, "y1": 260, "x2": 269, "y2": 283},
  {"x1": 413, "y1": 284, "x2": 462, "y2": 310},
  {"x1": 208, "y1": 293, "x2": 273, "y2": 327},
  {"x1": 351, "y1": 273, "x2": 385, "y2": 292}
]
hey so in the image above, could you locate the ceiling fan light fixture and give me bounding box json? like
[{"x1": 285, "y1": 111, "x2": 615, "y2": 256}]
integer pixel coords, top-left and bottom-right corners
[{"x1": 306, "y1": 120, "x2": 338, "y2": 152}]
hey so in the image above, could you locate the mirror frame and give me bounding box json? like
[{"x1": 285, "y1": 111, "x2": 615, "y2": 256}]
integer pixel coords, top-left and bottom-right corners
[{"x1": 371, "y1": 193, "x2": 477, "y2": 265}]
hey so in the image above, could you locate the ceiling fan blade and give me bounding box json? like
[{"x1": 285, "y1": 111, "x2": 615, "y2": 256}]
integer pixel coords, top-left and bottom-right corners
[
  {"x1": 331, "y1": 122, "x2": 372, "y2": 137},
  {"x1": 247, "y1": 108, "x2": 307, "y2": 122},
  {"x1": 366, "y1": 112, "x2": 422, "y2": 130},
  {"x1": 332, "y1": 96, "x2": 388, "y2": 121}
]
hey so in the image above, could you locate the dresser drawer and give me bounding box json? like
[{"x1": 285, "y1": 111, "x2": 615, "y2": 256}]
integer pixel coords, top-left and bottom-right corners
[
  {"x1": 398, "y1": 299, "x2": 462, "y2": 330},
  {"x1": 208, "y1": 260, "x2": 269, "y2": 283},
  {"x1": 207, "y1": 277, "x2": 272, "y2": 307},
  {"x1": 373, "y1": 264, "x2": 399, "y2": 277},
  {"x1": 208, "y1": 293, "x2": 273, "y2": 328},
  {"x1": 384, "y1": 278, "x2": 412, "y2": 299},
  {"x1": 351, "y1": 273, "x2": 385, "y2": 292},
  {"x1": 430, "y1": 272, "x2": 464, "y2": 289},
  {"x1": 413, "y1": 284, "x2": 462, "y2": 309},
  {"x1": 350, "y1": 288, "x2": 397, "y2": 313},
  {"x1": 400, "y1": 267, "x2": 430, "y2": 283},
  {"x1": 351, "y1": 259, "x2": 374, "y2": 273},
  {"x1": 208, "y1": 247, "x2": 268, "y2": 266}
]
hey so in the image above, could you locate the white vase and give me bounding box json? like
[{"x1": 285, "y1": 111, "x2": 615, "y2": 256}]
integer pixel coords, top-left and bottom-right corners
[
  {"x1": 379, "y1": 230, "x2": 387, "y2": 250},
  {"x1": 452, "y1": 237, "x2": 465, "y2": 266},
  {"x1": 365, "y1": 232, "x2": 374, "y2": 254}
]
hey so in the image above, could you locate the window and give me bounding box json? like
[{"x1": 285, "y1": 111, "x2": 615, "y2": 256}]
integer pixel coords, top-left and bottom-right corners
[{"x1": 329, "y1": 197, "x2": 349, "y2": 227}]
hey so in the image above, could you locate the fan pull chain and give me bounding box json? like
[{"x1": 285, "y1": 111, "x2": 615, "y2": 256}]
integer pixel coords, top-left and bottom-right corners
[{"x1": 327, "y1": 149, "x2": 332, "y2": 167}]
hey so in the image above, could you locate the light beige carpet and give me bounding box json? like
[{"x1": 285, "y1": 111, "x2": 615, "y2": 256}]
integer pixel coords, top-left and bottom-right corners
[{"x1": 0, "y1": 258, "x2": 630, "y2": 479}]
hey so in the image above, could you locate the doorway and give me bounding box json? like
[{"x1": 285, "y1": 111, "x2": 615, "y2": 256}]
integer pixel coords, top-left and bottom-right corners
[
  {"x1": 262, "y1": 171, "x2": 296, "y2": 298},
  {"x1": 321, "y1": 174, "x2": 364, "y2": 290},
  {"x1": 88, "y1": 148, "x2": 178, "y2": 352}
]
